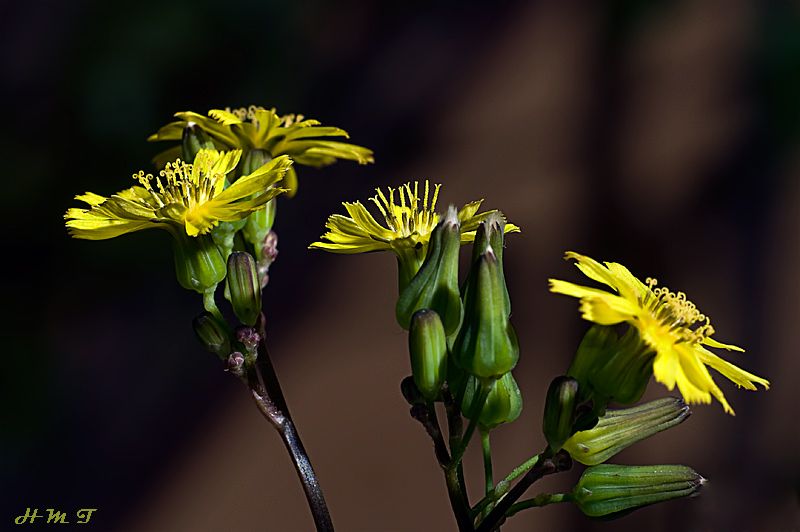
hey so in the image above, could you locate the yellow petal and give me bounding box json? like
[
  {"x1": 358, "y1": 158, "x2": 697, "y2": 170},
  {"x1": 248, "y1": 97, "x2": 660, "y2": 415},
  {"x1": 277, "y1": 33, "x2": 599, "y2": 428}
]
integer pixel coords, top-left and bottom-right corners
[
  {"x1": 208, "y1": 109, "x2": 243, "y2": 125},
  {"x1": 694, "y1": 346, "x2": 770, "y2": 390},
  {"x1": 343, "y1": 202, "x2": 394, "y2": 241},
  {"x1": 702, "y1": 337, "x2": 745, "y2": 352}
]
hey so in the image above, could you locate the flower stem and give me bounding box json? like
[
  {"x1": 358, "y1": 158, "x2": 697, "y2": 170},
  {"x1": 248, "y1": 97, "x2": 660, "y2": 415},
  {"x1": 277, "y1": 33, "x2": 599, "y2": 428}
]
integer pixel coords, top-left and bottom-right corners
[
  {"x1": 409, "y1": 401, "x2": 472, "y2": 531},
  {"x1": 480, "y1": 429, "x2": 493, "y2": 495},
  {"x1": 505, "y1": 493, "x2": 570, "y2": 518},
  {"x1": 246, "y1": 314, "x2": 333, "y2": 531},
  {"x1": 451, "y1": 381, "x2": 492, "y2": 468},
  {"x1": 471, "y1": 452, "x2": 541, "y2": 517},
  {"x1": 475, "y1": 450, "x2": 572, "y2": 532}
]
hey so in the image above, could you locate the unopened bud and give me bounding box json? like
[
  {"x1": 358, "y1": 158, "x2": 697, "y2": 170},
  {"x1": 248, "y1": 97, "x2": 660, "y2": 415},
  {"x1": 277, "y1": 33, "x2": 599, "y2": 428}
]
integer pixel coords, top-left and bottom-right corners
[
  {"x1": 235, "y1": 326, "x2": 261, "y2": 354},
  {"x1": 452, "y1": 247, "x2": 519, "y2": 378},
  {"x1": 462, "y1": 372, "x2": 523, "y2": 430},
  {"x1": 572, "y1": 464, "x2": 705, "y2": 518},
  {"x1": 182, "y1": 123, "x2": 216, "y2": 161},
  {"x1": 564, "y1": 397, "x2": 690, "y2": 465},
  {"x1": 257, "y1": 231, "x2": 279, "y2": 288},
  {"x1": 543, "y1": 376, "x2": 580, "y2": 451},
  {"x1": 241, "y1": 149, "x2": 278, "y2": 260},
  {"x1": 227, "y1": 351, "x2": 245, "y2": 377},
  {"x1": 396, "y1": 207, "x2": 463, "y2": 335},
  {"x1": 470, "y1": 213, "x2": 510, "y2": 315},
  {"x1": 193, "y1": 311, "x2": 231, "y2": 358},
  {"x1": 227, "y1": 252, "x2": 262, "y2": 326},
  {"x1": 409, "y1": 309, "x2": 448, "y2": 401}
]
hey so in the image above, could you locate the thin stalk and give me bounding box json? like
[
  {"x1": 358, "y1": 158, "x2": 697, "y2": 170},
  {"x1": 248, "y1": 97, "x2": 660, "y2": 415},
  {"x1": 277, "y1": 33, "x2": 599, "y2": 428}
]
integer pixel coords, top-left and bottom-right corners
[
  {"x1": 479, "y1": 429, "x2": 494, "y2": 521},
  {"x1": 505, "y1": 493, "x2": 570, "y2": 518},
  {"x1": 471, "y1": 453, "x2": 540, "y2": 517},
  {"x1": 451, "y1": 382, "x2": 492, "y2": 467},
  {"x1": 411, "y1": 401, "x2": 471, "y2": 531},
  {"x1": 475, "y1": 450, "x2": 572, "y2": 532},
  {"x1": 443, "y1": 388, "x2": 470, "y2": 507},
  {"x1": 203, "y1": 288, "x2": 225, "y2": 324},
  {"x1": 480, "y1": 430, "x2": 493, "y2": 497},
  {"x1": 246, "y1": 317, "x2": 334, "y2": 531}
]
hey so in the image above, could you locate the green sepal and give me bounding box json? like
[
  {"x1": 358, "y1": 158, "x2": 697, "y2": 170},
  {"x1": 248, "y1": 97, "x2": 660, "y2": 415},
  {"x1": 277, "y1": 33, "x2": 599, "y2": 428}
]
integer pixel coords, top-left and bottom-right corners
[
  {"x1": 171, "y1": 232, "x2": 227, "y2": 293},
  {"x1": 461, "y1": 372, "x2": 522, "y2": 430},
  {"x1": 564, "y1": 397, "x2": 690, "y2": 466},
  {"x1": 395, "y1": 207, "x2": 462, "y2": 335},
  {"x1": 452, "y1": 246, "x2": 519, "y2": 378},
  {"x1": 240, "y1": 149, "x2": 278, "y2": 260},
  {"x1": 469, "y1": 212, "x2": 510, "y2": 315},
  {"x1": 569, "y1": 326, "x2": 654, "y2": 415}
]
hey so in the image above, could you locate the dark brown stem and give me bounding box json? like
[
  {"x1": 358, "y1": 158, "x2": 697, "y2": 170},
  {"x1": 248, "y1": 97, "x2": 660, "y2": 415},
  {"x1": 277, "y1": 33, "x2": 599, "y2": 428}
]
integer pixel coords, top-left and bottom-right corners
[
  {"x1": 246, "y1": 314, "x2": 334, "y2": 532},
  {"x1": 410, "y1": 401, "x2": 473, "y2": 531}
]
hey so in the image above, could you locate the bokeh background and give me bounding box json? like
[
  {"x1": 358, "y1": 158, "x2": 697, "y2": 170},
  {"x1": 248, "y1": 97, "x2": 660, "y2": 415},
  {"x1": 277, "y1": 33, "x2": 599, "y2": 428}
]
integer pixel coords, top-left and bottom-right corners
[{"x1": 3, "y1": 0, "x2": 799, "y2": 530}]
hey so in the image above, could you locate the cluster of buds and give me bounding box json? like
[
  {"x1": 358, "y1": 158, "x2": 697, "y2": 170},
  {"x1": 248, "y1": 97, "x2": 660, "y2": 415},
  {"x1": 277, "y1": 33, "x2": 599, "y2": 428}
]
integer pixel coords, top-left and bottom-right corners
[{"x1": 399, "y1": 209, "x2": 521, "y2": 431}]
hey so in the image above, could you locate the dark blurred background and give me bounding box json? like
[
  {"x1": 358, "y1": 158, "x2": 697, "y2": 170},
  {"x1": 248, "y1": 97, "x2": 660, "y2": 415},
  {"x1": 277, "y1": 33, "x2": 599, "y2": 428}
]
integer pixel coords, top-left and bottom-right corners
[{"x1": 2, "y1": 0, "x2": 799, "y2": 530}]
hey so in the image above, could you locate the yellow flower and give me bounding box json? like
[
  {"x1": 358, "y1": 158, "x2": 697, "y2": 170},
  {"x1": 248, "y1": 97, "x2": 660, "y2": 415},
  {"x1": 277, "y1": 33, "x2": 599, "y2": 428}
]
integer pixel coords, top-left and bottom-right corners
[
  {"x1": 148, "y1": 105, "x2": 373, "y2": 195},
  {"x1": 549, "y1": 252, "x2": 769, "y2": 414},
  {"x1": 65, "y1": 149, "x2": 292, "y2": 239},
  {"x1": 309, "y1": 180, "x2": 520, "y2": 256}
]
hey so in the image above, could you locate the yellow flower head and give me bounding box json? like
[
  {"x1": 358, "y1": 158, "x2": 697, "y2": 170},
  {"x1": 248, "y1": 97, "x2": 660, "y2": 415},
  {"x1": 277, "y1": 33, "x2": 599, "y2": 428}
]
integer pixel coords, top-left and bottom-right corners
[
  {"x1": 148, "y1": 105, "x2": 374, "y2": 170},
  {"x1": 549, "y1": 252, "x2": 769, "y2": 414},
  {"x1": 65, "y1": 149, "x2": 292, "y2": 239},
  {"x1": 309, "y1": 180, "x2": 520, "y2": 255}
]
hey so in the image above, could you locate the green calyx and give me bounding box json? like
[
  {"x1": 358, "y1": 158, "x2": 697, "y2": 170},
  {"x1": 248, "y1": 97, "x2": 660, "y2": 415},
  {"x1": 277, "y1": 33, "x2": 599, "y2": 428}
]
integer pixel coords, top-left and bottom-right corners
[
  {"x1": 171, "y1": 231, "x2": 227, "y2": 294},
  {"x1": 452, "y1": 245, "x2": 518, "y2": 379},
  {"x1": 572, "y1": 464, "x2": 705, "y2": 518},
  {"x1": 396, "y1": 207, "x2": 463, "y2": 335},
  {"x1": 241, "y1": 149, "x2": 278, "y2": 262},
  {"x1": 564, "y1": 397, "x2": 690, "y2": 466},
  {"x1": 461, "y1": 372, "x2": 522, "y2": 430},
  {"x1": 569, "y1": 326, "x2": 654, "y2": 414}
]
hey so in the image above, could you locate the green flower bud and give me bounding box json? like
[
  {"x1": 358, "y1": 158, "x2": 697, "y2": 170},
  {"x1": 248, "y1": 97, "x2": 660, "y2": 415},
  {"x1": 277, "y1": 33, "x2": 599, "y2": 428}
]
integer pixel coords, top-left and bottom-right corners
[
  {"x1": 572, "y1": 464, "x2": 705, "y2": 518},
  {"x1": 226, "y1": 252, "x2": 262, "y2": 326},
  {"x1": 182, "y1": 123, "x2": 216, "y2": 161},
  {"x1": 542, "y1": 376, "x2": 579, "y2": 451},
  {"x1": 193, "y1": 311, "x2": 231, "y2": 358},
  {"x1": 569, "y1": 326, "x2": 654, "y2": 414},
  {"x1": 452, "y1": 246, "x2": 519, "y2": 378},
  {"x1": 470, "y1": 213, "x2": 510, "y2": 315},
  {"x1": 564, "y1": 397, "x2": 690, "y2": 466},
  {"x1": 459, "y1": 372, "x2": 522, "y2": 430},
  {"x1": 396, "y1": 207, "x2": 462, "y2": 335},
  {"x1": 239, "y1": 149, "x2": 278, "y2": 259},
  {"x1": 409, "y1": 310, "x2": 448, "y2": 401},
  {"x1": 172, "y1": 232, "x2": 227, "y2": 293}
]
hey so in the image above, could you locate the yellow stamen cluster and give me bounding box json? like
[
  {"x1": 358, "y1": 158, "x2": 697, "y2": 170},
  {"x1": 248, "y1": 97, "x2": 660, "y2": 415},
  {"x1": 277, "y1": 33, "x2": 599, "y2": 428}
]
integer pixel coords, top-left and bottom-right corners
[
  {"x1": 133, "y1": 152, "x2": 220, "y2": 211},
  {"x1": 226, "y1": 105, "x2": 260, "y2": 122},
  {"x1": 369, "y1": 181, "x2": 441, "y2": 242},
  {"x1": 644, "y1": 277, "x2": 714, "y2": 345}
]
